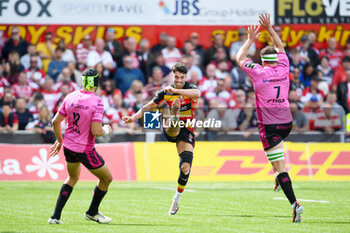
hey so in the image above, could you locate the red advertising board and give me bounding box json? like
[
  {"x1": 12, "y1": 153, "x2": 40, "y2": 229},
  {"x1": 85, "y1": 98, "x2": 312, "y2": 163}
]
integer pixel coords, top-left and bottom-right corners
[
  {"x1": 0, "y1": 143, "x2": 137, "y2": 181},
  {"x1": 1, "y1": 24, "x2": 349, "y2": 51}
]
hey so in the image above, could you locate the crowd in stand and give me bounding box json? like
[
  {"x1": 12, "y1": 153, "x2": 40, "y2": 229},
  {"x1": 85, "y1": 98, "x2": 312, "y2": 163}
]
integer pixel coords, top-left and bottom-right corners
[{"x1": 0, "y1": 26, "x2": 349, "y2": 142}]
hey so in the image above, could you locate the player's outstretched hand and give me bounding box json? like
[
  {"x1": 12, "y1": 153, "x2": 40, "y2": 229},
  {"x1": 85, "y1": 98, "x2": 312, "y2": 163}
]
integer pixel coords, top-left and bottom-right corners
[
  {"x1": 164, "y1": 85, "x2": 176, "y2": 94},
  {"x1": 49, "y1": 140, "x2": 62, "y2": 157},
  {"x1": 122, "y1": 116, "x2": 134, "y2": 124},
  {"x1": 259, "y1": 12, "x2": 271, "y2": 29},
  {"x1": 247, "y1": 24, "x2": 260, "y2": 42}
]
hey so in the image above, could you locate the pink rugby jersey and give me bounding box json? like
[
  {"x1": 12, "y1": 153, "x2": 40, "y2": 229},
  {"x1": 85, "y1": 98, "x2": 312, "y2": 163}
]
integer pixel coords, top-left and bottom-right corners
[
  {"x1": 242, "y1": 52, "x2": 292, "y2": 125},
  {"x1": 58, "y1": 90, "x2": 104, "y2": 153}
]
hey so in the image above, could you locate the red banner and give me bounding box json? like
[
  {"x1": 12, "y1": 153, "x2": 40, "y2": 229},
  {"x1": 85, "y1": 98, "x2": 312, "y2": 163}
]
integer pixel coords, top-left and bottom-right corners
[
  {"x1": 0, "y1": 143, "x2": 137, "y2": 181},
  {"x1": 1, "y1": 24, "x2": 349, "y2": 51}
]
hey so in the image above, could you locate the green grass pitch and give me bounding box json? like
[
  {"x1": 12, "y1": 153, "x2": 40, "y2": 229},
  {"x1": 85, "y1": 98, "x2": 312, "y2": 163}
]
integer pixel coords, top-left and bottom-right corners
[{"x1": 0, "y1": 181, "x2": 349, "y2": 233}]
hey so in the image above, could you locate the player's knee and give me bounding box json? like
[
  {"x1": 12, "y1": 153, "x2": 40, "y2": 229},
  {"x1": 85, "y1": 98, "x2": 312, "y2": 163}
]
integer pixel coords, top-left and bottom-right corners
[
  {"x1": 68, "y1": 176, "x2": 79, "y2": 186},
  {"x1": 101, "y1": 174, "x2": 113, "y2": 185},
  {"x1": 181, "y1": 162, "x2": 191, "y2": 174}
]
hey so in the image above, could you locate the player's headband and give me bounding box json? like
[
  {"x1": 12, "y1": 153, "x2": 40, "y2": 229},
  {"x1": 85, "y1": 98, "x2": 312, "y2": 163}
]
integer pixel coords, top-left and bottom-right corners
[
  {"x1": 261, "y1": 54, "x2": 278, "y2": 62},
  {"x1": 81, "y1": 74, "x2": 99, "y2": 91}
]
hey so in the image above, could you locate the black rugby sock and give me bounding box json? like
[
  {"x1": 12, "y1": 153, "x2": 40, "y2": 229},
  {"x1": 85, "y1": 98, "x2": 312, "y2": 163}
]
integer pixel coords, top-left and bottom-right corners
[
  {"x1": 86, "y1": 186, "x2": 107, "y2": 216},
  {"x1": 51, "y1": 184, "x2": 73, "y2": 220},
  {"x1": 277, "y1": 172, "x2": 297, "y2": 205}
]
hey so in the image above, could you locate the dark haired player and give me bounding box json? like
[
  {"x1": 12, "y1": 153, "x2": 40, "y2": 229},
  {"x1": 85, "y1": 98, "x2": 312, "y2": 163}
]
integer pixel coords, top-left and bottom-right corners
[
  {"x1": 123, "y1": 62, "x2": 200, "y2": 215},
  {"x1": 48, "y1": 69, "x2": 113, "y2": 224},
  {"x1": 235, "y1": 13, "x2": 304, "y2": 222}
]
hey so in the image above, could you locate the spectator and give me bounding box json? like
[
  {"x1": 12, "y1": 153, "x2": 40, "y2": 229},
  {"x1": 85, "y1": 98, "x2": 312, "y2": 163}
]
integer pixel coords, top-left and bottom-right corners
[
  {"x1": 301, "y1": 96, "x2": 322, "y2": 130},
  {"x1": 300, "y1": 64, "x2": 316, "y2": 87},
  {"x1": 139, "y1": 38, "x2": 150, "y2": 64},
  {"x1": 53, "y1": 67, "x2": 80, "y2": 92},
  {"x1": 199, "y1": 64, "x2": 218, "y2": 98},
  {"x1": 58, "y1": 39, "x2": 76, "y2": 64},
  {"x1": 0, "y1": 91, "x2": 16, "y2": 108},
  {"x1": 145, "y1": 66, "x2": 167, "y2": 98},
  {"x1": 182, "y1": 40, "x2": 201, "y2": 67},
  {"x1": 162, "y1": 36, "x2": 182, "y2": 69},
  {"x1": 204, "y1": 33, "x2": 229, "y2": 68},
  {"x1": 307, "y1": 31, "x2": 320, "y2": 55},
  {"x1": 315, "y1": 103, "x2": 341, "y2": 133},
  {"x1": 76, "y1": 34, "x2": 95, "y2": 71},
  {"x1": 104, "y1": 94, "x2": 135, "y2": 134},
  {"x1": 297, "y1": 35, "x2": 319, "y2": 67},
  {"x1": 66, "y1": 62, "x2": 82, "y2": 87},
  {"x1": 36, "y1": 31, "x2": 56, "y2": 73},
  {"x1": 316, "y1": 56, "x2": 334, "y2": 86},
  {"x1": 42, "y1": 77, "x2": 60, "y2": 113},
  {"x1": 114, "y1": 55, "x2": 145, "y2": 95},
  {"x1": 189, "y1": 32, "x2": 204, "y2": 58},
  {"x1": 20, "y1": 44, "x2": 42, "y2": 69},
  {"x1": 301, "y1": 76, "x2": 325, "y2": 104},
  {"x1": 189, "y1": 70, "x2": 200, "y2": 86},
  {"x1": 180, "y1": 54, "x2": 203, "y2": 81},
  {"x1": 290, "y1": 67, "x2": 305, "y2": 96},
  {"x1": 289, "y1": 49, "x2": 305, "y2": 73},
  {"x1": 319, "y1": 37, "x2": 344, "y2": 71},
  {"x1": 2, "y1": 26, "x2": 28, "y2": 61},
  {"x1": 124, "y1": 80, "x2": 149, "y2": 107},
  {"x1": 323, "y1": 91, "x2": 345, "y2": 129},
  {"x1": 290, "y1": 102, "x2": 308, "y2": 133},
  {"x1": 24, "y1": 55, "x2": 46, "y2": 88},
  {"x1": 232, "y1": 89, "x2": 246, "y2": 109},
  {"x1": 100, "y1": 79, "x2": 122, "y2": 110},
  {"x1": 3, "y1": 51, "x2": 24, "y2": 84},
  {"x1": 237, "y1": 102, "x2": 258, "y2": 131},
  {"x1": 207, "y1": 102, "x2": 238, "y2": 140},
  {"x1": 336, "y1": 69, "x2": 350, "y2": 113},
  {"x1": 230, "y1": 28, "x2": 256, "y2": 61},
  {"x1": 151, "y1": 32, "x2": 168, "y2": 54},
  {"x1": 204, "y1": 79, "x2": 231, "y2": 103},
  {"x1": 12, "y1": 72, "x2": 37, "y2": 101},
  {"x1": 123, "y1": 37, "x2": 147, "y2": 78},
  {"x1": 0, "y1": 76, "x2": 10, "y2": 98},
  {"x1": 211, "y1": 46, "x2": 233, "y2": 71},
  {"x1": 30, "y1": 106, "x2": 56, "y2": 143},
  {"x1": 48, "y1": 47, "x2": 67, "y2": 81},
  {"x1": 147, "y1": 53, "x2": 171, "y2": 79},
  {"x1": 15, "y1": 97, "x2": 33, "y2": 130},
  {"x1": 104, "y1": 28, "x2": 124, "y2": 67},
  {"x1": 53, "y1": 84, "x2": 70, "y2": 115},
  {"x1": 332, "y1": 56, "x2": 350, "y2": 90},
  {"x1": 28, "y1": 92, "x2": 45, "y2": 120},
  {"x1": 0, "y1": 102, "x2": 18, "y2": 133},
  {"x1": 87, "y1": 38, "x2": 114, "y2": 74}
]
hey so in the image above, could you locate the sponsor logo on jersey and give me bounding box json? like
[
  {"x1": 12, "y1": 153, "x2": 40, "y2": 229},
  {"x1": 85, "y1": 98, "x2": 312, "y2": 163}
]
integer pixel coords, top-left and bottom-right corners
[{"x1": 267, "y1": 98, "x2": 285, "y2": 103}]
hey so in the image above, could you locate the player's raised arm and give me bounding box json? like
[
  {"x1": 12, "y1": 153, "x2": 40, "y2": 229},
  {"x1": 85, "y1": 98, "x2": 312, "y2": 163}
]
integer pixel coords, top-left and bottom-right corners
[
  {"x1": 123, "y1": 100, "x2": 158, "y2": 124},
  {"x1": 235, "y1": 25, "x2": 260, "y2": 67},
  {"x1": 259, "y1": 13, "x2": 285, "y2": 53}
]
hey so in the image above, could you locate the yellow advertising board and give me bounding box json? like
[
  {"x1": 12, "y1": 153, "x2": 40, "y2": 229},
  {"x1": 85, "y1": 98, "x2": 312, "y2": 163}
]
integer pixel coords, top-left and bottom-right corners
[{"x1": 134, "y1": 142, "x2": 350, "y2": 181}]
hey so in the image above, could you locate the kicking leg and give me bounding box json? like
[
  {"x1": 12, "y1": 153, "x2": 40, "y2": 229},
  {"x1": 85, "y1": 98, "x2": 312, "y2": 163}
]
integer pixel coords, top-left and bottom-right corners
[
  {"x1": 267, "y1": 141, "x2": 303, "y2": 222},
  {"x1": 85, "y1": 164, "x2": 113, "y2": 224},
  {"x1": 169, "y1": 141, "x2": 193, "y2": 215},
  {"x1": 49, "y1": 162, "x2": 80, "y2": 224},
  {"x1": 163, "y1": 98, "x2": 181, "y2": 138}
]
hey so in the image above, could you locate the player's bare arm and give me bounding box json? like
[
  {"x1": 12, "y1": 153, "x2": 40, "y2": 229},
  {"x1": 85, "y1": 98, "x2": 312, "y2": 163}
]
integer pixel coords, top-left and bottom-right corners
[
  {"x1": 164, "y1": 86, "x2": 201, "y2": 100},
  {"x1": 91, "y1": 122, "x2": 112, "y2": 137},
  {"x1": 259, "y1": 13, "x2": 285, "y2": 53},
  {"x1": 123, "y1": 100, "x2": 158, "y2": 123},
  {"x1": 235, "y1": 24, "x2": 260, "y2": 67},
  {"x1": 50, "y1": 113, "x2": 65, "y2": 157}
]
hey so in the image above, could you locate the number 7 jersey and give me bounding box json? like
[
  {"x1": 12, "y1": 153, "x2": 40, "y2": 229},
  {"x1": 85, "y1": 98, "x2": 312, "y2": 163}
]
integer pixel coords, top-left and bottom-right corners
[
  {"x1": 58, "y1": 90, "x2": 104, "y2": 153},
  {"x1": 242, "y1": 52, "x2": 292, "y2": 125}
]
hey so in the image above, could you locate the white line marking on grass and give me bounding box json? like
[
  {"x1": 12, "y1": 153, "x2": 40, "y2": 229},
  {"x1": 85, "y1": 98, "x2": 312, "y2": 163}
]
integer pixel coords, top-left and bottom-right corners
[
  {"x1": 155, "y1": 187, "x2": 196, "y2": 192},
  {"x1": 273, "y1": 197, "x2": 330, "y2": 203}
]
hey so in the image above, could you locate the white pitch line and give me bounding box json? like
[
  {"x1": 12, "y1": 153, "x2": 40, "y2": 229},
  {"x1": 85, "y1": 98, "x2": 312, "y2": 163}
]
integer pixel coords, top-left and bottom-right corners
[
  {"x1": 273, "y1": 197, "x2": 330, "y2": 203},
  {"x1": 155, "y1": 187, "x2": 196, "y2": 192}
]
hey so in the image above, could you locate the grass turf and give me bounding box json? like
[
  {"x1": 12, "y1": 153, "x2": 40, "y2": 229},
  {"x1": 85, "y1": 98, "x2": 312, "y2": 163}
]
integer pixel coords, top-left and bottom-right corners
[{"x1": 0, "y1": 181, "x2": 349, "y2": 233}]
